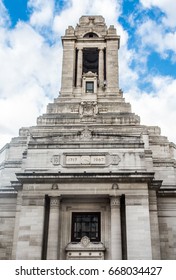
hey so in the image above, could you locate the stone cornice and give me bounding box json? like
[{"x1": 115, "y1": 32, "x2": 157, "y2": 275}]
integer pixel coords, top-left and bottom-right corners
[
  {"x1": 0, "y1": 187, "x2": 17, "y2": 197},
  {"x1": 153, "y1": 159, "x2": 176, "y2": 167},
  {"x1": 0, "y1": 160, "x2": 22, "y2": 169},
  {"x1": 16, "y1": 171, "x2": 155, "y2": 184},
  {"x1": 158, "y1": 186, "x2": 176, "y2": 197},
  {"x1": 65, "y1": 240, "x2": 105, "y2": 252}
]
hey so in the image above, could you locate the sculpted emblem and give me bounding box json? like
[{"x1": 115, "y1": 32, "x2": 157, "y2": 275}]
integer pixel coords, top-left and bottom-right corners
[
  {"x1": 79, "y1": 101, "x2": 98, "y2": 117},
  {"x1": 80, "y1": 236, "x2": 90, "y2": 247},
  {"x1": 111, "y1": 155, "x2": 121, "y2": 165},
  {"x1": 80, "y1": 127, "x2": 92, "y2": 140},
  {"x1": 81, "y1": 156, "x2": 91, "y2": 165},
  {"x1": 51, "y1": 155, "x2": 60, "y2": 165}
]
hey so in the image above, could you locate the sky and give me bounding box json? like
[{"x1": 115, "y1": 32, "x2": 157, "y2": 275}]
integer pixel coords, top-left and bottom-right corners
[{"x1": 0, "y1": 0, "x2": 176, "y2": 148}]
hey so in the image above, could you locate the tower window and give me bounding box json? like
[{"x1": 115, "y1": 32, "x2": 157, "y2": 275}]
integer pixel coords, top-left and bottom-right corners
[
  {"x1": 83, "y1": 48, "x2": 98, "y2": 74},
  {"x1": 71, "y1": 212, "x2": 101, "y2": 242},
  {"x1": 86, "y1": 81, "x2": 94, "y2": 93},
  {"x1": 83, "y1": 32, "x2": 98, "y2": 38}
]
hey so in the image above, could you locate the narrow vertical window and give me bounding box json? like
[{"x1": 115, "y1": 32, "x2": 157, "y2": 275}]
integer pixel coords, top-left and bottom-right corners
[
  {"x1": 86, "y1": 81, "x2": 94, "y2": 93},
  {"x1": 103, "y1": 48, "x2": 106, "y2": 81},
  {"x1": 75, "y1": 49, "x2": 78, "y2": 87},
  {"x1": 41, "y1": 195, "x2": 50, "y2": 260}
]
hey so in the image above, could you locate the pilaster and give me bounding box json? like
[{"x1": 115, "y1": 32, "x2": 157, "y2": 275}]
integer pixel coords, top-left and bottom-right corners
[
  {"x1": 110, "y1": 196, "x2": 122, "y2": 259},
  {"x1": 106, "y1": 39, "x2": 119, "y2": 93},
  {"x1": 98, "y1": 48, "x2": 104, "y2": 88},
  {"x1": 61, "y1": 40, "x2": 76, "y2": 95},
  {"x1": 47, "y1": 196, "x2": 60, "y2": 260},
  {"x1": 76, "y1": 48, "x2": 83, "y2": 87}
]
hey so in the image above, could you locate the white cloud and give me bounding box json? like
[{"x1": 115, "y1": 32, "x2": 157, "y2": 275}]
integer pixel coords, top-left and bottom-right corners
[
  {"x1": 137, "y1": 19, "x2": 176, "y2": 56},
  {"x1": 125, "y1": 75, "x2": 176, "y2": 143},
  {"x1": 0, "y1": 20, "x2": 61, "y2": 148},
  {"x1": 53, "y1": 0, "x2": 121, "y2": 35},
  {"x1": 140, "y1": 0, "x2": 176, "y2": 27},
  {"x1": 122, "y1": 0, "x2": 176, "y2": 144},
  {"x1": 119, "y1": 47, "x2": 139, "y2": 90},
  {"x1": 28, "y1": 0, "x2": 55, "y2": 27},
  {"x1": 0, "y1": 22, "x2": 60, "y2": 98}
]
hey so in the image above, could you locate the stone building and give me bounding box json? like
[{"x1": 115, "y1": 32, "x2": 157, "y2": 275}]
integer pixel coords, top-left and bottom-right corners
[{"x1": 0, "y1": 16, "x2": 176, "y2": 260}]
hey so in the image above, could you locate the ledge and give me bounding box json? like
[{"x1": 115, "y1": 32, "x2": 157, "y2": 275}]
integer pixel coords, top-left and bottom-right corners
[
  {"x1": 16, "y1": 171, "x2": 155, "y2": 184},
  {"x1": 65, "y1": 236, "x2": 105, "y2": 252}
]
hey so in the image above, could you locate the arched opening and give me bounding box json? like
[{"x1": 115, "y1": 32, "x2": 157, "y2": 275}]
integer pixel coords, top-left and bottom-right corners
[{"x1": 83, "y1": 32, "x2": 99, "y2": 38}]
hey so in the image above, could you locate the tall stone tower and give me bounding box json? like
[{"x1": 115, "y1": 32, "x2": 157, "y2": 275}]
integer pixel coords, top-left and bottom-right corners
[{"x1": 0, "y1": 16, "x2": 176, "y2": 260}]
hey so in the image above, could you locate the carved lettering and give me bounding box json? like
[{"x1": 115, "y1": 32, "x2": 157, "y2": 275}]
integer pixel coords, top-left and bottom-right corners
[
  {"x1": 91, "y1": 156, "x2": 106, "y2": 164},
  {"x1": 66, "y1": 156, "x2": 80, "y2": 165},
  {"x1": 65, "y1": 155, "x2": 106, "y2": 165}
]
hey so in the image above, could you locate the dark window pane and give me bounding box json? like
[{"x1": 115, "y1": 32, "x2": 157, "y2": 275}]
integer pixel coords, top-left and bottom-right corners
[
  {"x1": 83, "y1": 48, "x2": 98, "y2": 74},
  {"x1": 71, "y1": 212, "x2": 100, "y2": 242},
  {"x1": 83, "y1": 32, "x2": 98, "y2": 38},
  {"x1": 86, "y1": 81, "x2": 94, "y2": 93}
]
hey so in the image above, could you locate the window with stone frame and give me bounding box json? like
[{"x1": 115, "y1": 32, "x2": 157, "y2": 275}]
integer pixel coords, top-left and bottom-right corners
[
  {"x1": 71, "y1": 212, "x2": 101, "y2": 242},
  {"x1": 86, "y1": 81, "x2": 94, "y2": 93}
]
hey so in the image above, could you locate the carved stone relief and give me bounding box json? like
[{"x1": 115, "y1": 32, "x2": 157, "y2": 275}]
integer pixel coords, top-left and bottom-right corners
[
  {"x1": 51, "y1": 155, "x2": 60, "y2": 165},
  {"x1": 50, "y1": 197, "x2": 60, "y2": 208},
  {"x1": 112, "y1": 183, "x2": 119, "y2": 189},
  {"x1": 111, "y1": 155, "x2": 121, "y2": 165},
  {"x1": 80, "y1": 236, "x2": 90, "y2": 247},
  {"x1": 79, "y1": 101, "x2": 98, "y2": 117},
  {"x1": 110, "y1": 197, "x2": 120, "y2": 208},
  {"x1": 80, "y1": 127, "x2": 92, "y2": 140},
  {"x1": 52, "y1": 183, "x2": 59, "y2": 190}
]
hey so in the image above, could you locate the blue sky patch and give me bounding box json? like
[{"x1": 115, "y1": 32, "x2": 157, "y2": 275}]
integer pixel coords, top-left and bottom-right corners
[{"x1": 3, "y1": 0, "x2": 29, "y2": 27}]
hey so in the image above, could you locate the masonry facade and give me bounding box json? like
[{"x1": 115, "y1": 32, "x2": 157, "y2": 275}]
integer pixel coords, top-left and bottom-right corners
[{"x1": 0, "y1": 16, "x2": 176, "y2": 260}]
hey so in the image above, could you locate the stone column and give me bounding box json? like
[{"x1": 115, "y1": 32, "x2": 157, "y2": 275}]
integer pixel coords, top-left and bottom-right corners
[
  {"x1": 98, "y1": 48, "x2": 104, "y2": 87},
  {"x1": 77, "y1": 48, "x2": 83, "y2": 87},
  {"x1": 47, "y1": 196, "x2": 60, "y2": 260},
  {"x1": 110, "y1": 196, "x2": 122, "y2": 259}
]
